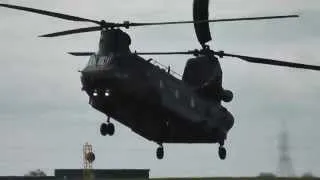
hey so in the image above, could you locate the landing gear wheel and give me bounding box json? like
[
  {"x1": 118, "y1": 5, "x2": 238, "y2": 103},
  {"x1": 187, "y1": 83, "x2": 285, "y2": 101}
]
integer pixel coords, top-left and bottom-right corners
[
  {"x1": 100, "y1": 123, "x2": 108, "y2": 136},
  {"x1": 107, "y1": 123, "x2": 115, "y2": 136},
  {"x1": 156, "y1": 146, "x2": 164, "y2": 160},
  {"x1": 100, "y1": 121, "x2": 115, "y2": 136},
  {"x1": 218, "y1": 146, "x2": 227, "y2": 160}
]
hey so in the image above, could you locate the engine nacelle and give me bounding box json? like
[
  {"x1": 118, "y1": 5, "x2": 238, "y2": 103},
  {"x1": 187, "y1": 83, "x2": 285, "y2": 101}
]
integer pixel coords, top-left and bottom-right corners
[
  {"x1": 222, "y1": 89, "x2": 233, "y2": 103},
  {"x1": 182, "y1": 55, "x2": 221, "y2": 87}
]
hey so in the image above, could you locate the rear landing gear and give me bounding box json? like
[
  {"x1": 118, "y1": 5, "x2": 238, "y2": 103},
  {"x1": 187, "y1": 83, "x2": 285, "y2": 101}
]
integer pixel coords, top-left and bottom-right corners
[
  {"x1": 156, "y1": 144, "x2": 164, "y2": 160},
  {"x1": 218, "y1": 140, "x2": 227, "y2": 160},
  {"x1": 100, "y1": 117, "x2": 115, "y2": 136},
  {"x1": 218, "y1": 146, "x2": 226, "y2": 160}
]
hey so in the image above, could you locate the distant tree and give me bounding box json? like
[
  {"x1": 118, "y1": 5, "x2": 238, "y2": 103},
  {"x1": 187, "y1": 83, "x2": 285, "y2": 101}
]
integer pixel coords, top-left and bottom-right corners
[
  {"x1": 24, "y1": 169, "x2": 47, "y2": 177},
  {"x1": 302, "y1": 172, "x2": 314, "y2": 178},
  {"x1": 258, "y1": 172, "x2": 276, "y2": 178}
]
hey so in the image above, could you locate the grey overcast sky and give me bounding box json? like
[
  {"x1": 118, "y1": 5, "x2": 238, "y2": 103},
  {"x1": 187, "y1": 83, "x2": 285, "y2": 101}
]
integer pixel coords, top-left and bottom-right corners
[{"x1": 0, "y1": 0, "x2": 320, "y2": 178}]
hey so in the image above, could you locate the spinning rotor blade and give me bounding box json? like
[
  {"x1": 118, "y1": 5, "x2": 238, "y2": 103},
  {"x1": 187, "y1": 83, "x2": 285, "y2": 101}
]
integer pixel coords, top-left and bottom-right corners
[
  {"x1": 129, "y1": 15, "x2": 299, "y2": 27},
  {"x1": 0, "y1": 3, "x2": 298, "y2": 27},
  {"x1": 193, "y1": 0, "x2": 211, "y2": 45},
  {"x1": 215, "y1": 51, "x2": 320, "y2": 71},
  {"x1": 137, "y1": 50, "x2": 320, "y2": 71},
  {"x1": 68, "y1": 52, "x2": 95, "y2": 56},
  {"x1": 33, "y1": 14, "x2": 301, "y2": 37},
  {"x1": 40, "y1": 26, "x2": 102, "y2": 37},
  {"x1": 0, "y1": 2, "x2": 299, "y2": 41},
  {"x1": 136, "y1": 51, "x2": 194, "y2": 55},
  {"x1": 0, "y1": 3, "x2": 101, "y2": 24},
  {"x1": 210, "y1": 15, "x2": 299, "y2": 22},
  {"x1": 0, "y1": 3, "x2": 299, "y2": 39}
]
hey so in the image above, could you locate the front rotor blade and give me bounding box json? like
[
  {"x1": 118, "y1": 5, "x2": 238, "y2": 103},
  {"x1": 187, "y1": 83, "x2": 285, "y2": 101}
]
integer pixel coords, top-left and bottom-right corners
[
  {"x1": 68, "y1": 52, "x2": 95, "y2": 56},
  {"x1": 129, "y1": 15, "x2": 299, "y2": 27},
  {"x1": 39, "y1": 26, "x2": 102, "y2": 37},
  {"x1": 0, "y1": 3, "x2": 101, "y2": 24},
  {"x1": 218, "y1": 51, "x2": 320, "y2": 71},
  {"x1": 135, "y1": 51, "x2": 196, "y2": 55}
]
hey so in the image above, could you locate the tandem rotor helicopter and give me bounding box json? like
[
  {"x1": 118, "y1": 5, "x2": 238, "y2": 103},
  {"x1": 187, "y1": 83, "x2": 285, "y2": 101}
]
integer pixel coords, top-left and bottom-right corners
[{"x1": 1, "y1": 0, "x2": 320, "y2": 160}]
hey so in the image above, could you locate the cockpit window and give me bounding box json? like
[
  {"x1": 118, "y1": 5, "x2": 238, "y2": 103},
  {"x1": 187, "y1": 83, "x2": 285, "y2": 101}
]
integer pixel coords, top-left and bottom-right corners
[
  {"x1": 97, "y1": 56, "x2": 105, "y2": 66},
  {"x1": 88, "y1": 54, "x2": 97, "y2": 66},
  {"x1": 87, "y1": 54, "x2": 115, "y2": 67}
]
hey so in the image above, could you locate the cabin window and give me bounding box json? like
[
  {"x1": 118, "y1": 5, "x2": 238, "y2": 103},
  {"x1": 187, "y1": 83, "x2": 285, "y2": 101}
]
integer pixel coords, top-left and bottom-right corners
[
  {"x1": 175, "y1": 89, "x2": 180, "y2": 99},
  {"x1": 159, "y1": 80, "x2": 164, "y2": 88},
  {"x1": 103, "y1": 54, "x2": 113, "y2": 65},
  {"x1": 190, "y1": 97, "x2": 195, "y2": 108},
  {"x1": 104, "y1": 57, "x2": 108, "y2": 64},
  {"x1": 97, "y1": 56, "x2": 105, "y2": 66}
]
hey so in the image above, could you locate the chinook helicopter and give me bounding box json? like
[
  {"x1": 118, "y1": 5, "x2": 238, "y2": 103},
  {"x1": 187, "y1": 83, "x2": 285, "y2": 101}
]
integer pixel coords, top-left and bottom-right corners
[{"x1": 1, "y1": 0, "x2": 320, "y2": 160}]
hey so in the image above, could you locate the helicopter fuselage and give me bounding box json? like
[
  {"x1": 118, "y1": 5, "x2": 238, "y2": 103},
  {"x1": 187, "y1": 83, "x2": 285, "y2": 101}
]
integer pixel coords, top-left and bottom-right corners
[
  {"x1": 0, "y1": 0, "x2": 313, "y2": 161},
  {"x1": 80, "y1": 51, "x2": 234, "y2": 144}
]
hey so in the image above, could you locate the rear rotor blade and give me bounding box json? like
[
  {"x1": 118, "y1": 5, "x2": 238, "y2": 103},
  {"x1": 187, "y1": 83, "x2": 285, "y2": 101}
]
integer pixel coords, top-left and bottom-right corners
[
  {"x1": 68, "y1": 52, "x2": 95, "y2": 56},
  {"x1": 210, "y1": 15, "x2": 299, "y2": 22},
  {"x1": 40, "y1": 26, "x2": 102, "y2": 37},
  {"x1": 216, "y1": 51, "x2": 320, "y2": 71},
  {"x1": 136, "y1": 50, "x2": 320, "y2": 71},
  {"x1": 0, "y1": 3, "x2": 101, "y2": 24},
  {"x1": 193, "y1": 0, "x2": 211, "y2": 45}
]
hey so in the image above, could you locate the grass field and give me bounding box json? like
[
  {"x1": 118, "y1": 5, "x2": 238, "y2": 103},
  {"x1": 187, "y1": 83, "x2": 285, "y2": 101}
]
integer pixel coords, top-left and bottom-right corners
[{"x1": 152, "y1": 177, "x2": 320, "y2": 180}]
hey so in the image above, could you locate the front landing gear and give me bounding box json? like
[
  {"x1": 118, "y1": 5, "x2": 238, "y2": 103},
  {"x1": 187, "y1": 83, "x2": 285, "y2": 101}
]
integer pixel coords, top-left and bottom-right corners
[
  {"x1": 156, "y1": 144, "x2": 164, "y2": 160},
  {"x1": 100, "y1": 117, "x2": 115, "y2": 136},
  {"x1": 218, "y1": 146, "x2": 226, "y2": 160}
]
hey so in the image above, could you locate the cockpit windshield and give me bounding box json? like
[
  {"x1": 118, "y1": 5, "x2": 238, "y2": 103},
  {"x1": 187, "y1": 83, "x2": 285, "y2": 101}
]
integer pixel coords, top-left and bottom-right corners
[
  {"x1": 87, "y1": 53, "x2": 115, "y2": 67},
  {"x1": 87, "y1": 54, "x2": 97, "y2": 66}
]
